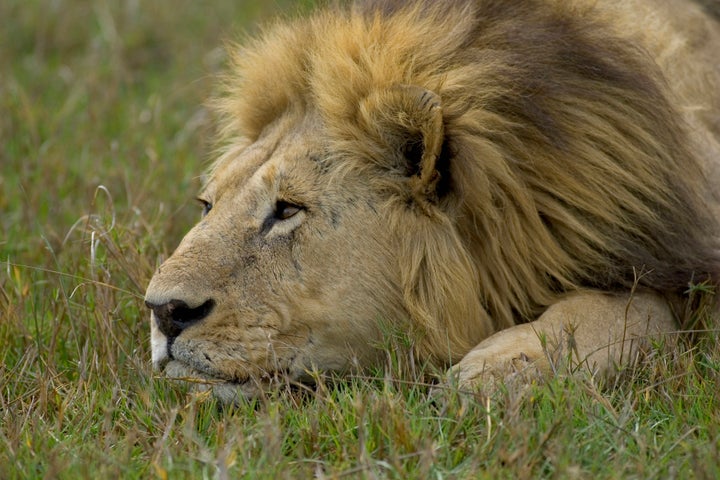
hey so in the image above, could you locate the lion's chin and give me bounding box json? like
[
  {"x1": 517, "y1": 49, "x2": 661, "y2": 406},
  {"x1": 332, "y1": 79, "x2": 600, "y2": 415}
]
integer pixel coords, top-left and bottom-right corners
[{"x1": 161, "y1": 360, "x2": 264, "y2": 404}]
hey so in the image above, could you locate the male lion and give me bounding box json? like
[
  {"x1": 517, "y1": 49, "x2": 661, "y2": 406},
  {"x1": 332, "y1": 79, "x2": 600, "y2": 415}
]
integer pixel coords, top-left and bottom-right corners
[{"x1": 145, "y1": 0, "x2": 720, "y2": 403}]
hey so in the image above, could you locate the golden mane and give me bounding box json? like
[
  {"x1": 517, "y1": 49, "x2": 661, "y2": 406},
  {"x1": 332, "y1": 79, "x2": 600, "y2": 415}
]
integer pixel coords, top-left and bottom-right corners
[{"x1": 213, "y1": 0, "x2": 720, "y2": 362}]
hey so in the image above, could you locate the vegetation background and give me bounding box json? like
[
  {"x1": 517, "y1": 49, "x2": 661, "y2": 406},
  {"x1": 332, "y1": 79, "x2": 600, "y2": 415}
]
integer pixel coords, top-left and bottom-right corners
[{"x1": 1, "y1": 1, "x2": 719, "y2": 478}]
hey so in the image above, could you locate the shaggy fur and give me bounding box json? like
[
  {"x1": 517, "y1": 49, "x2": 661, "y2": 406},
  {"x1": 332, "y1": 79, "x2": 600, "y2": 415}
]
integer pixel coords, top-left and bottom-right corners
[
  {"x1": 146, "y1": 0, "x2": 720, "y2": 401},
  {"x1": 215, "y1": 0, "x2": 720, "y2": 358}
]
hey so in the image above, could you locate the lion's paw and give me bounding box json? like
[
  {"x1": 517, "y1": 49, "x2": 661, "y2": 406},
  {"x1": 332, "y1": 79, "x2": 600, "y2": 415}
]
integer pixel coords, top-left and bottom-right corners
[{"x1": 441, "y1": 350, "x2": 545, "y2": 398}]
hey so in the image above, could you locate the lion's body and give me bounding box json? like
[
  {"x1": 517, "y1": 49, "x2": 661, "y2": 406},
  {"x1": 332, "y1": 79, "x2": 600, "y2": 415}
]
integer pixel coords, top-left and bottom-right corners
[{"x1": 146, "y1": 0, "x2": 720, "y2": 402}]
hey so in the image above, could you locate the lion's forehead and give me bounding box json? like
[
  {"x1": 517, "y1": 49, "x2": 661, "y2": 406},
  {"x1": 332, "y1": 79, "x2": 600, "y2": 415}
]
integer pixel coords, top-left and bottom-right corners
[{"x1": 206, "y1": 114, "x2": 327, "y2": 203}]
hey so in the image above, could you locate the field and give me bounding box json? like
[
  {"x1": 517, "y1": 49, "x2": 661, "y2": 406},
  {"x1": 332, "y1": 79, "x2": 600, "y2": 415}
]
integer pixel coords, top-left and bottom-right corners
[{"x1": 2, "y1": 1, "x2": 720, "y2": 478}]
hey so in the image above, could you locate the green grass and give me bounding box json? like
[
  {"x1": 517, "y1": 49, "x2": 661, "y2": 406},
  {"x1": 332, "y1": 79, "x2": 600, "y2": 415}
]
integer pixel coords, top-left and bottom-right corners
[{"x1": 2, "y1": 1, "x2": 720, "y2": 478}]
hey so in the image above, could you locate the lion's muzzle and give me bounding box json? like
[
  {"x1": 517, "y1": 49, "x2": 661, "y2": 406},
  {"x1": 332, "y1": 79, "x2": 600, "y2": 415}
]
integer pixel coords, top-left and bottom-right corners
[{"x1": 145, "y1": 298, "x2": 215, "y2": 339}]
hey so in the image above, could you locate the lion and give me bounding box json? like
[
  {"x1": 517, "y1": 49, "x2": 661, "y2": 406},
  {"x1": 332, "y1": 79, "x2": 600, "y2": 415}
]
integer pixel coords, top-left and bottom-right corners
[{"x1": 145, "y1": 0, "x2": 720, "y2": 404}]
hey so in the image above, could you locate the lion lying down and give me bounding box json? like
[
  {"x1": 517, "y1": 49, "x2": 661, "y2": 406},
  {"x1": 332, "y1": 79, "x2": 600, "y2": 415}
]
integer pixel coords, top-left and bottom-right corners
[{"x1": 145, "y1": 0, "x2": 720, "y2": 403}]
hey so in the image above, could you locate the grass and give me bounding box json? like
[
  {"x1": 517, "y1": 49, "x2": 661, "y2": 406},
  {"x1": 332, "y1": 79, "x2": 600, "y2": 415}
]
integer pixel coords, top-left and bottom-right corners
[{"x1": 2, "y1": 1, "x2": 720, "y2": 478}]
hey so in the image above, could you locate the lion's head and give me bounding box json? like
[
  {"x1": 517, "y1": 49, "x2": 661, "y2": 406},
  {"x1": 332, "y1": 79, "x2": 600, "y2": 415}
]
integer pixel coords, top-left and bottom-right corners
[
  {"x1": 146, "y1": 0, "x2": 720, "y2": 402},
  {"x1": 145, "y1": 86, "x2": 496, "y2": 402}
]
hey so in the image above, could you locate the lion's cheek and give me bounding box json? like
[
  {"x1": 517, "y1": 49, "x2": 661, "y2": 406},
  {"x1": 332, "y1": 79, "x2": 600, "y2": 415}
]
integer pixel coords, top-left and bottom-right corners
[{"x1": 284, "y1": 291, "x2": 396, "y2": 371}]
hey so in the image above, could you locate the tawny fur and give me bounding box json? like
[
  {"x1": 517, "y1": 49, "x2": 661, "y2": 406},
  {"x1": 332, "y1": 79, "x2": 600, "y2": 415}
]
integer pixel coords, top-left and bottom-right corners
[
  {"x1": 215, "y1": 0, "x2": 720, "y2": 359},
  {"x1": 146, "y1": 0, "x2": 720, "y2": 401}
]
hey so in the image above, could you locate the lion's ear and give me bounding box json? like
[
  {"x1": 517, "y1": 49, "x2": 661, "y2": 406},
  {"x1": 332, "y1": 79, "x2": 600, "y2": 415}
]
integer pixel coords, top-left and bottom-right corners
[{"x1": 360, "y1": 85, "x2": 445, "y2": 202}]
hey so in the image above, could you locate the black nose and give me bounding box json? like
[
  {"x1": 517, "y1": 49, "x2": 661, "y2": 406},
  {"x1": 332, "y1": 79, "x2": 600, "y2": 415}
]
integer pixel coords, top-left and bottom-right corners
[{"x1": 146, "y1": 298, "x2": 215, "y2": 338}]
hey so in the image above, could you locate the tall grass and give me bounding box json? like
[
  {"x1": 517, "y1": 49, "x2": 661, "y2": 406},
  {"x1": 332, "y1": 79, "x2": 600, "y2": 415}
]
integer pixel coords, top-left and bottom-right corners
[{"x1": 2, "y1": 1, "x2": 719, "y2": 478}]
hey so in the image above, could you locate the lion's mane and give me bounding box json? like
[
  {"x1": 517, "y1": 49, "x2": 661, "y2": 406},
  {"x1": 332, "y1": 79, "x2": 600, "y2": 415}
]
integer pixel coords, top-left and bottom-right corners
[{"x1": 213, "y1": 0, "x2": 720, "y2": 361}]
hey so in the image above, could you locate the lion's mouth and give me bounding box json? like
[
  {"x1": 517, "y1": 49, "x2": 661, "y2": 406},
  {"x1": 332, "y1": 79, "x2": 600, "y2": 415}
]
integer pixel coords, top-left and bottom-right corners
[
  {"x1": 161, "y1": 359, "x2": 266, "y2": 403},
  {"x1": 162, "y1": 359, "x2": 244, "y2": 384}
]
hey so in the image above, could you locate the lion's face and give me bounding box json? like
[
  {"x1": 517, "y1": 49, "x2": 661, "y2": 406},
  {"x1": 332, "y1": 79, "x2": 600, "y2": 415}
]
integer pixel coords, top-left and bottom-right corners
[{"x1": 145, "y1": 112, "x2": 406, "y2": 402}]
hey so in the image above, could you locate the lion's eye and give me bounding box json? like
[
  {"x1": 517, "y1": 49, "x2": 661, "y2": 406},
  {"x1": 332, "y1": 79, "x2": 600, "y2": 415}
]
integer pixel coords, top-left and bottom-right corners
[
  {"x1": 274, "y1": 200, "x2": 302, "y2": 220},
  {"x1": 197, "y1": 198, "x2": 213, "y2": 217}
]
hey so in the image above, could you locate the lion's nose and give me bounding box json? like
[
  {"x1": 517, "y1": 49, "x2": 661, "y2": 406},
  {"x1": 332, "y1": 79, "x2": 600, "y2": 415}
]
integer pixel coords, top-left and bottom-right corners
[{"x1": 145, "y1": 298, "x2": 215, "y2": 338}]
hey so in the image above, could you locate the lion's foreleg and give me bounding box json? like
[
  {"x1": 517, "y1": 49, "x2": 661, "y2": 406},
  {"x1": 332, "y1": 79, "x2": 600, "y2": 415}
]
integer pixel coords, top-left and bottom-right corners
[{"x1": 447, "y1": 291, "x2": 677, "y2": 394}]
